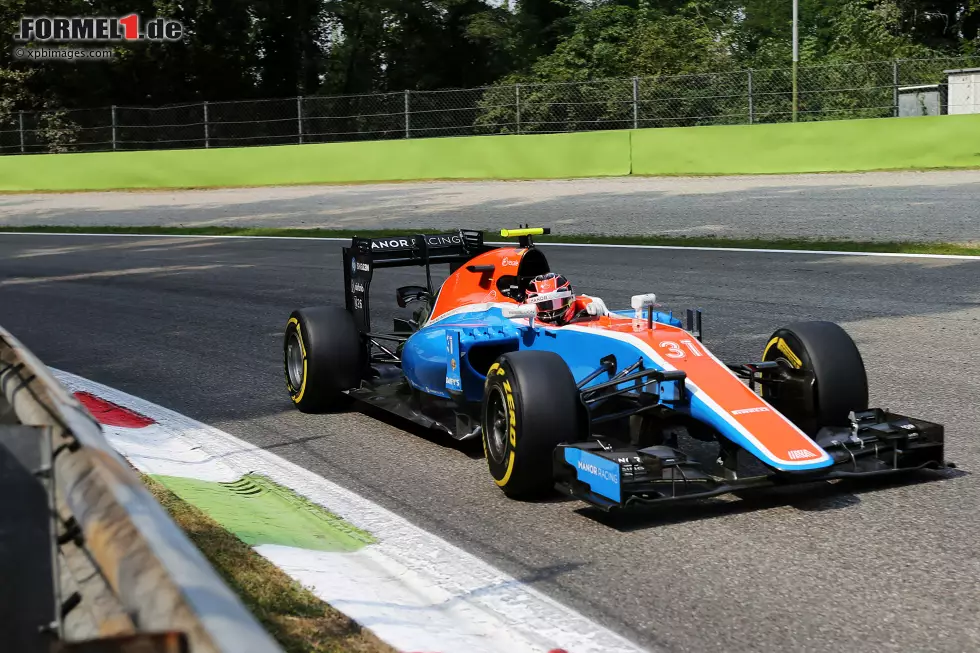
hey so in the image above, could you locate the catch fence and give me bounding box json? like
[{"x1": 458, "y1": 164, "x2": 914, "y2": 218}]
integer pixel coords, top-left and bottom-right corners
[{"x1": 2, "y1": 56, "x2": 977, "y2": 155}]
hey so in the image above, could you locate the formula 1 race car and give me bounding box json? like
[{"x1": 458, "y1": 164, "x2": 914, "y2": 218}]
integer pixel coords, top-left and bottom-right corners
[{"x1": 283, "y1": 228, "x2": 949, "y2": 510}]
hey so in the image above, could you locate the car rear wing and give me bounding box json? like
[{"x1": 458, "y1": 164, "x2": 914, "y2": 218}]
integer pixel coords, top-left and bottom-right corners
[
  {"x1": 349, "y1": 230, "x2": 489, "y2": 267},
  {"x1": 343, "y1": 230, "x2": 494, "y2": 333}
]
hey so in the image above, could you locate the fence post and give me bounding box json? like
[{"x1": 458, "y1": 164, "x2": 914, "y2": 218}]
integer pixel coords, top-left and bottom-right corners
[
  {"x1": 297, "y1": 96, "x2": 303, "y2": 144},
  {"x1": 111, "y1": 105, "x2": 117, "y2": 151},
  {"x1": 747, "y1": 69, "x2": 754, "y2": 124},
  {"x1": 792, "y1": 0, "x2": 798, "y2": 122},
  {"x1": 203, "y1": 101, "x2": 210, "y2": 149},
  {"x1": 632, "y1": 77, "x2": 639, "y2": 129},
  {"x1": 18, "y1": 111, "x2": 25, "y2": 153},
  {"x1": 515, "y1": 84, "x2": 521, "y2": 134},
  {"x1": 404, "y1": 90, "x2": 411, "y2": 139},
  {"x1": 892, "y1": 60, "x2": 900, "y2": 117}
]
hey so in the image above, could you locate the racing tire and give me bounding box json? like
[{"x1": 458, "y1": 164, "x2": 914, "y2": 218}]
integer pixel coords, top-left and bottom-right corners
[
  {"x1": 761, "y1": 320, "x2": 869, "y2": 434},
  {"x1": 481, "y1": 351, "x2": 587, "y2": 499},
  {"x1": 284, "y1": 307, "x2": 365, "y2": 413}
]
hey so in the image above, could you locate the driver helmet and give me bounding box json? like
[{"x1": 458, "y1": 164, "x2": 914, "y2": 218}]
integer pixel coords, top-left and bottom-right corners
[{"x1": 526, "y1": 272, "x2": 574, "y2": 324}]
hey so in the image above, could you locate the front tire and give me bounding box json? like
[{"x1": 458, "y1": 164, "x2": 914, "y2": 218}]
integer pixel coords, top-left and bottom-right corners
[
  {"x1": 762, "y1": 320, "x2": 869, "y2": 434},
  {"x1": 481, "y1": 351, "x2": 587, "y2": 499},
  {"x1": 284, "y1": 307, "x2": 365, "y2": 413}
]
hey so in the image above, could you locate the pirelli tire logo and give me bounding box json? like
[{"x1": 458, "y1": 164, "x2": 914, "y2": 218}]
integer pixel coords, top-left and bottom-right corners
[{"x1": 787, "y1": 449, "x2": 818, "y2": 460}]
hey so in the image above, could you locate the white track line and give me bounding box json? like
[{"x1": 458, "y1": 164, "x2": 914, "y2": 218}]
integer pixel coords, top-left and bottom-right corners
[
  {"x1": 1, "y1": 231, "x2": 977, "y2": 259},
  {"x1": 53, "y1": 369, "x2": 652, "y2": 653}
]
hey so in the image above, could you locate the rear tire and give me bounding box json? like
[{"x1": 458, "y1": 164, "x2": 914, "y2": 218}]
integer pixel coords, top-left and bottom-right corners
[
  {"x1": 481, "y1": 351, "x2": 587, "y2": 499},
  {"x1": 761, "y1": 320, "x2": 869, "y2": 433},
  {"x1": 284, "y1": 307, "x2": 365, "y2": 413}
]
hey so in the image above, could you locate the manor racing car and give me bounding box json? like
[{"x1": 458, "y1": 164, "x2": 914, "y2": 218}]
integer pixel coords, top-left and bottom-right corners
[{"x1": 282, "y1": 228, "x2": 949, "y2": 510}]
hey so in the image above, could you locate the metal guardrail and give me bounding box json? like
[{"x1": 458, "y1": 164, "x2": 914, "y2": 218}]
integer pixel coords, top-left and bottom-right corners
[
  {"x1": 0, "y1": 325, "x2": 284, "y2": 653},
  {"x1": 1, "y1": 55, "x2": 978, "y2": 154}
]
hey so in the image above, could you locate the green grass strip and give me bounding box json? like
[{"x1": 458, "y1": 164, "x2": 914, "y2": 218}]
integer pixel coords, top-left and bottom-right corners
[
  {"x1": 151, "y1": 473, "x2": 375, "y2": 552},
  {"x1": 143, "y1": 474, "x2": 394, "y2": 653},
  {"x1": 2, "y1": 224, "x2": 978, "y2": 256}
]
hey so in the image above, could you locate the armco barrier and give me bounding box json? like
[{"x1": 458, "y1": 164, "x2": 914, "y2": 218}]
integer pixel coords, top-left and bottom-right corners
[
  {"x1": 0, "y1": 325, "x2": 284, "y2": 653},
  {"x1": 629, "y1": 113, "x2": 980, "y2": 175},
  {"x1": 1, "y1": 114, "x2": 979, "y2": 192},
  {"x1": 0, "y1": 130, "x2": 631, "y2": 192}
]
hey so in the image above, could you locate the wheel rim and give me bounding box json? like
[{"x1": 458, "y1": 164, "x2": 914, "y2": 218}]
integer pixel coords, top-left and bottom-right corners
[
  {"x1": 773, "y1": 356, "x2": 799, "y2": 370},
  {"x1": 486, "y1": 386, "x2": 510, "y2": 464},
  {"x1": 286, "y1": 330, "x2": 305, "y2": 390}
]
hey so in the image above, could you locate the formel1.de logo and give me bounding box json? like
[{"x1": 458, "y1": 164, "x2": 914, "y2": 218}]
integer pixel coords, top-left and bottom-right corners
[{"x1": 15, "y1": 15, "x2": 184, "y2": 42}]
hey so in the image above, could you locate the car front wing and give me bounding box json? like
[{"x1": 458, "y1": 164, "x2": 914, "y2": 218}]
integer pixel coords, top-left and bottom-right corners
[{"x1": 553, "y1": 408, "x2": 950, "y2": 511}]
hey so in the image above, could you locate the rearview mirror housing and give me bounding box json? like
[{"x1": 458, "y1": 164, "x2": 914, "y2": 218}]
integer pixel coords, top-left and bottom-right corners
[
  {"x1": 631, "y1": 293, "x2": 658, "y2": 310},
  {"x1": 502, "y1": 304, "x2": 537, "y2": 320}
]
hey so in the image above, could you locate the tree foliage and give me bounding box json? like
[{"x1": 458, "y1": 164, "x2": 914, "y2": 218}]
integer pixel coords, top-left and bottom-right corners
[{"x1": 1, "y1": 0, "x2": 978, "y2": 141}]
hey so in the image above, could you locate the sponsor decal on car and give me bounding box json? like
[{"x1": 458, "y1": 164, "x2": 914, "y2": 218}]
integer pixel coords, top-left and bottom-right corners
[
  {"x1": 787, "y1": 449, "x2": 818, "y2": 460},
  {"x1": 564, "y1": 448, "x2": 622, "y2": 502},
  {"x1": 445, "y1": 330, "x2": 462, "y2": 392},
  {"x1": 526, "y1": 289, "x2": 572, "y2": 304},
  {"x1": 501, "y1": 257, "x2": 519, "y2": 267},
  {"x1": 350, "y1": 258, "x2": 370, "y2": 275},
  {"x1": 577, "y1": 460, "x2": 619, "y2": 484},
  {"x1": 426, "y1": 234, "x2": 463, "y2": 247},
  {"x1": 372, "y1": 238, "x2": 412, "y2": 250},
  {"x1": 370, "y1": 234, "x2": 463, "y2": 251},
  {"x1": 351, "y1": 281, "x2": 365, "y2": 294},
  {"x1": 732, "y1": 406, "x2": 770, "y2": 415}
]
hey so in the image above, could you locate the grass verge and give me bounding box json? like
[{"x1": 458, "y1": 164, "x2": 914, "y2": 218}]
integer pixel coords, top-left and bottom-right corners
[
  {"x1": 142, "y1": 474, "x2": 395, "y2": 653},
  {"x1": 1, "y1": 224, "x2": 978, "y2": 256}
]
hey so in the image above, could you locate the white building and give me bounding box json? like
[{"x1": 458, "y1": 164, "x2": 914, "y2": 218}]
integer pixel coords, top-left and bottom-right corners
[{"x1": 944, "y1": 68, "x2": 980, "y2": 114}]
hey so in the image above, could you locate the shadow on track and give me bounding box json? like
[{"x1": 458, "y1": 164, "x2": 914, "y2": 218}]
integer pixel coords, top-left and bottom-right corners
[{"x1": 355, "y1": 399, "x2": 486, "y2": 459}]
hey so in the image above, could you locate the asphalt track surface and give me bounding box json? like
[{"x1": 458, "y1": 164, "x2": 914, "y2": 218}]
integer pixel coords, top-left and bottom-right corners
[
  {"x1": 2, "y1": 170, "x2": 980, "y2": 243},
  {"x1": 2, "y1": 234, "x2": 979, "y2": 653}
]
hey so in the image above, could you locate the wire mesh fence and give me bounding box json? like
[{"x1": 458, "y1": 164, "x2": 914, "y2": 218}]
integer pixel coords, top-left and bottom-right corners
[{"x1": 1, "y1": 56, "x2": 978, "y2": 155}]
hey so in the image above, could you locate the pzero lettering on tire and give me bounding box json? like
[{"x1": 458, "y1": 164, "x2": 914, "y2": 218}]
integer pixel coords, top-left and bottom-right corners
[
  {"x1": 481, "y1": 351, "x2": 586, "y2": 499},
  {"x1": 283, "y1": 306, "x2": 364, "y2": 413}
]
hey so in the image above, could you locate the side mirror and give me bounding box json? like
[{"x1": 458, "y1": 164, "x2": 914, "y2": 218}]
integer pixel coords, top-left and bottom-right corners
[
  {"x1": 631, "y1": 293, "x2": 657, "y2": 310},
  {"x1": 631, "y1": 293, "x2": 659, "y2": 330},
  {"x1": 397, "y1": 285, "x2": 430, "y2": 308},
  {"x1": 502, "y1": 304, "x2": 537, "y2": 320}
]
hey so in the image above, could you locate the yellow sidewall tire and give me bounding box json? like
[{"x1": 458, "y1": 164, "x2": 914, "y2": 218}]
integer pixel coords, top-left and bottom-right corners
[{"x1": 481, "y1": 351, "x2": 586, "y2": 499}]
